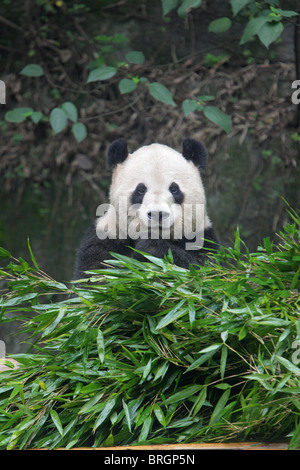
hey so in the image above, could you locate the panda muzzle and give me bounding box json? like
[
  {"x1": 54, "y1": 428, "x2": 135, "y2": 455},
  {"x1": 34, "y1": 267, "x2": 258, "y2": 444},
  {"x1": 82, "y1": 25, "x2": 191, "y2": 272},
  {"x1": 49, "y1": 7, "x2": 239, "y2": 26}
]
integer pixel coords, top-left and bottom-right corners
[{"x1": 147, "y1": 210, "x2": 171, "y2": 226}]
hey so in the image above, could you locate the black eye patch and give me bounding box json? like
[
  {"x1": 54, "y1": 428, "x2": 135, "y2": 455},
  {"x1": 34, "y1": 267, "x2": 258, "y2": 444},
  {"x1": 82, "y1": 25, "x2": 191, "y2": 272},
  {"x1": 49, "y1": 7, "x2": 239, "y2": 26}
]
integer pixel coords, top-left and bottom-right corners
[
  {"x1": 131, "y1": 183, "x2": 147, "y2": 204},
  {"x1": 169, "y1": 182, "x2": 184, "y2": 204}
]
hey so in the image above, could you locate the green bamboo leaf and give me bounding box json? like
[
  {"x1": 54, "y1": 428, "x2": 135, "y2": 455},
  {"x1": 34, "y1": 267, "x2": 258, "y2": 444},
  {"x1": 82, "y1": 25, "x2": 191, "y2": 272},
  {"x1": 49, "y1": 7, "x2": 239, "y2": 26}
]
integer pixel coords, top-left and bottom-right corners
[
  {"x1": 156, "y1": 300, "x2": 187, "y2": 329},
  {"x1": 93, "y1": 396, "x2": 116, "y2": 431},
  {"x1": 238, "y1": 324, "x2": 248, "y2": 340},
  {"x1": 142, "y1": 358, "x2": 152, "y2": 380},
  {"x1": 97, "y1": 330, "x2": 105, "y2": 363},
  {"x1": 209, "y1": 388, "x2": 231, "y2": 425},
  {"x1": 27, "y1": 238, "x2": 39, "y2": 269},
  {"x1": 185, "y1": 344, "x2": 222, "y2": 372},
  {"x1": 42, "y1": 307, "x2": 67, "y2": 337},
  {"x1": 138, "y1": 415, "x2": 152, "y2": 442},
  {"x1": 275, "y1": 356, "x2": 300, "y2": 377},
  {"x1": 0, "y1": 292, "x2": 38, "y2": 307},
  {"x1": 0, "y1": 247, "x2": 11, "y2": 258},
  {"x1": 153, "y1": 403, "x2": 166, "y2": 427},
  {"x1": 164, "y1": 384, "x2": 202, "y2": 404},
  {"x1": 153, "y1": 361, "x2": 169, "y2": 381},
  {"x1": 50, "y1": 410, "x2": 63, "y2": 437},
  {"x1": 79, "y1": 392, "x2": 104, "y2": 414},
  {"x1": 191, "y1": 387, "x2": 207, "y2": 416},
  {"x1": 122, "y1": 399, "x2": 132, "y2": 432},
  {"x1": 220, "y1": 345, "x2": 228, "y2": 379},
  {"x1": 188, "y1": 298, "x2": 196, "y2": 327},
  {"x1": 199, "y1": 344, "x2": 222, "y2": 354},
  {"x1": 290, "y1": 267, "x2": 300, "y2": 291}
]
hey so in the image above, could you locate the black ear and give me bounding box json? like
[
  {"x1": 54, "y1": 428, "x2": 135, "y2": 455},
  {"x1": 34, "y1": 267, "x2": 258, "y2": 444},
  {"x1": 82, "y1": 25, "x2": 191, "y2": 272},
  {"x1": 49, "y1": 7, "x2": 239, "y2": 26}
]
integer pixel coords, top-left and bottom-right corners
[
  {"x1": 107, "y1": 138, "x2": 128, "y2": 169},
  {"x1": 182, "y1": 138, "x2": 207, "y2": 169}
]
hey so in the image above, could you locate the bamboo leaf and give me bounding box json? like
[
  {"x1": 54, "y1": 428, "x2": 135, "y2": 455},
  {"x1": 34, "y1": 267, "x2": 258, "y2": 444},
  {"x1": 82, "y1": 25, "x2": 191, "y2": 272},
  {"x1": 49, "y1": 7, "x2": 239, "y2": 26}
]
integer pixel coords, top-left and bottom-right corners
[
  {"x1": 209, "y1": 388, "x2": 231, "y2": 425},
  {"x1": 164, "y1": 385, "x2": 202, "y2": 404},
  {"x1": 50, "y1": 410, "x2": 63, "y2": 437},
  {"x1": 96, "y1": 330, "x2": 105, "y2": 363},
  {"x1": 156, "y1": 300, "x2": 187, "y2": 329},
  {"x1": 122, "y1": 399, "x2": 132, "y2": 432},
  {"x1": 93, "y1": 397, "x2": 117, "y2": 431},
  {"x1": 220, "y1": 345, "x2": 228, "y2": 379},
  {"x1": 275, "y1": 356, "x2": 300, "y2": 377},
  {"x1": 153, "y1": 404, "x2": 166, "y2": 427},
  {"x1": 138, "y1": 415, "x2": 152, "y2": 442},
  {"x1": 185, "y1": 345, "x2": 222, "y2": 372}
]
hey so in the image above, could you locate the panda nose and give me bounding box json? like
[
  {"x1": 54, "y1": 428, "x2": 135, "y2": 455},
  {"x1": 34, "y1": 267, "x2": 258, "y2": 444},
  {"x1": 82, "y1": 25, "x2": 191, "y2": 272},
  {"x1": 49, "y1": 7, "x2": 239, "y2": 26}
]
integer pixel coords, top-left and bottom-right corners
[{"x1": 147, "y1": 211, "x2": 170, "y2": 223}]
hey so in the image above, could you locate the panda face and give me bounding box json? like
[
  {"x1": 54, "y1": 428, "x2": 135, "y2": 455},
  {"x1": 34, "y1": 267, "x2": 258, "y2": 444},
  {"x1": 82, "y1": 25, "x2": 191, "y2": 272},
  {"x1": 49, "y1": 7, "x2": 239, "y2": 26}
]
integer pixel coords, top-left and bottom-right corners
[
  {"x1": 97, "y1": 143, "x2": 211, "y2": 240},
  {"x1": 130, "y1": 179, "x2": 185, "y2": 234}
]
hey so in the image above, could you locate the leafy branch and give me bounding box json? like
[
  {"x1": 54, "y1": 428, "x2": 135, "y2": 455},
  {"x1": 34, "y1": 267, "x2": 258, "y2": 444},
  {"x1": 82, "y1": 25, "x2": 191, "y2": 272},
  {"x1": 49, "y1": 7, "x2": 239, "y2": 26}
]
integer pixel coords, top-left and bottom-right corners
[{"x1": 0, "y1": 207, "x2": 299, "y2": 449}]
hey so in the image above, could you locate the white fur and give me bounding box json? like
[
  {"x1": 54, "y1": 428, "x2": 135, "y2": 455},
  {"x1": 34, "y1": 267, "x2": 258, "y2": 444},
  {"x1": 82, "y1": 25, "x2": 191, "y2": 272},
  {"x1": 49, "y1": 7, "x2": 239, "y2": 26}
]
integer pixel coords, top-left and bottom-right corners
[{"x1": 96, "y1": 144, "x2": 211, "y2": 240}]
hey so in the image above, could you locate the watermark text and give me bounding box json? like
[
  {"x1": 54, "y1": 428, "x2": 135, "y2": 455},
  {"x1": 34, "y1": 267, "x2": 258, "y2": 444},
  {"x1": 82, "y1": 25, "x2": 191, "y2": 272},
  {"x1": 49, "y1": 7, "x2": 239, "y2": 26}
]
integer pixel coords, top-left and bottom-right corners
[{"x1": 0, "y1": 80, "x2": 6, "y2": 104}]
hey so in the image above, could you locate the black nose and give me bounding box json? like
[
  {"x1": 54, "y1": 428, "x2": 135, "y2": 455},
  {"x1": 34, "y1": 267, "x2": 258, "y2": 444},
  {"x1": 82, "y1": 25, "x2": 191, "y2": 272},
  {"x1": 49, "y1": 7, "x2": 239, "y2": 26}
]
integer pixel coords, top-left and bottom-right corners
[{"x1": 147, "y1": 211, "x2": 170, "y2": 222}]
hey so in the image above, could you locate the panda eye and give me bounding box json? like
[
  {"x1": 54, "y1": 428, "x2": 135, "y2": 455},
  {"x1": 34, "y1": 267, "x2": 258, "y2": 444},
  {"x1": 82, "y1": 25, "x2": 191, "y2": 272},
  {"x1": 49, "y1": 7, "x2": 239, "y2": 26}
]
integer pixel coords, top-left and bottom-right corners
[
  {"x1": 137, "y1": 183, "x2": 147, "y2": 195},
  {"x1": 169, "y1": 182, "x2": 180, "y2": 194}
]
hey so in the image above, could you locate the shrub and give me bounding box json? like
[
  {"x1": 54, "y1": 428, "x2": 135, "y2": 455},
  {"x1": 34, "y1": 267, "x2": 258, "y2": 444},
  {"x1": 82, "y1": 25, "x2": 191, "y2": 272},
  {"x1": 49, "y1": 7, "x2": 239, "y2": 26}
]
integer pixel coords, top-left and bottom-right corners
[{"x1": 0, "y1": 208, "x2": 299, "y2": 449}]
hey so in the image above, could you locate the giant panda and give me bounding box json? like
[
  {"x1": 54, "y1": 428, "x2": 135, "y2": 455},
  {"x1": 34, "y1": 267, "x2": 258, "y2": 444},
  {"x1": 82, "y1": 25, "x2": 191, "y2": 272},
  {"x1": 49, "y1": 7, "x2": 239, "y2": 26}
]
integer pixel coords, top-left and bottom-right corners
[{"x1": 73, "y1": 138, "x2": 219, "y2": 279}]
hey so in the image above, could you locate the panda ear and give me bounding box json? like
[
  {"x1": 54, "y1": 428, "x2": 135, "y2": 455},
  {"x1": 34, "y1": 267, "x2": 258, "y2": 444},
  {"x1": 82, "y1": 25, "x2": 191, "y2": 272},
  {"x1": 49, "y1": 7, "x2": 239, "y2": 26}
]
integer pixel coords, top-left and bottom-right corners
[
  {"x1": 107, "y1": 138, "x2": 128, "y2": 169},
  {"x1": 182, "y1": 138, "x2": 207, "y2": 169}
]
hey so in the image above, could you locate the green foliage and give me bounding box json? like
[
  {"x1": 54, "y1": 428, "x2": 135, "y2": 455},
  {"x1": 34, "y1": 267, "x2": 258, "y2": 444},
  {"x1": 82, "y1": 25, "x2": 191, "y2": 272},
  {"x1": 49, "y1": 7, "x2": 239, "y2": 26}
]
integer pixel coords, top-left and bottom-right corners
[
  {"x1": 208, "y1": 17, "x2": 232, "y2": 34},
  {"x1": 0, "y1": 208, "x2": 299, "y2": 449},
  {"x1": 183, "y1": 96, "x2": 232, "y2": 134},
  {"x1": 49, "y1": 102, "x2": 87, "y2": 143},
  {"x1": 161, "y1": 0, "x2": 202, "y2": 18},
  {"x1": 20, "y1": 64, "x2": 44, "y2": 78},
  {"x1": 3, "y1": 0, "x2": 298, "y2": 143},
  {"x1": 87, "y1": 66, "x2": 117, "y2": 83},
  {"x1": 148, "y1": 82, "x2": 176, "y2": 107},
  {"x1": 230, "y1": 1, "x2": 298, "y2": 49}
]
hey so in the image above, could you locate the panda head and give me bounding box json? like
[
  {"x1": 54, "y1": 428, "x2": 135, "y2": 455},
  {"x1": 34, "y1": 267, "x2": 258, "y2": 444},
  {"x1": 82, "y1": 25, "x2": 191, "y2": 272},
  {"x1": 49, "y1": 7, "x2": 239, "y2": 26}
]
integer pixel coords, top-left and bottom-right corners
[{"x1": 96, "y1": 138, "x2": 212, "y2": 241}]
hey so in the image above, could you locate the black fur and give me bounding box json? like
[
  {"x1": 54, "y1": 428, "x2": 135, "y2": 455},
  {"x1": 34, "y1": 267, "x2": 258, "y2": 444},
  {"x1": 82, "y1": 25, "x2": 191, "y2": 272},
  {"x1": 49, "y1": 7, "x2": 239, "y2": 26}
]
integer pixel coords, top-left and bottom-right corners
[
  {"x1": 73, "y1": 224, "x2": 219, "y2": 279},
  {"x1": 131, "y1": 183, "x2": 147, "y2": 205},
  {"x1": 133, "y1": 228, "x2": 219, "y2": 269},
  {"x1": 74, "y1": 225, "x2": 134, "y2": 279},
  {"x1": 182, "y1": 138, "x2": 207, "y2": 169},
  {"x1": 107, "y1": 138, "x2": 128, "y2": 169},
  {"x1": 169, "y1": 182, "x2": 184, "y2": 204}
]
